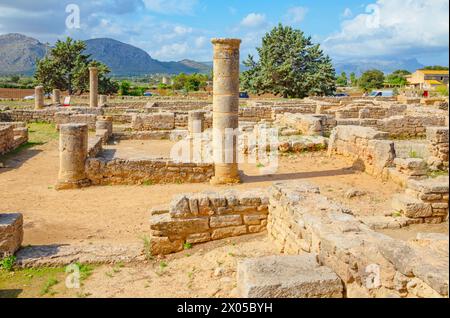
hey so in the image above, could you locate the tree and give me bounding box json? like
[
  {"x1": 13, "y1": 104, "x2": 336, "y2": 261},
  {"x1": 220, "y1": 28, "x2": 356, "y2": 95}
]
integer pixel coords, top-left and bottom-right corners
[
  {"x1": 173, "y1": 73, "x2": 207, "y2": 92},
  {"x1": 241, "y1": 24, "x2": 336, "y2": 98},
  {"x1": 34, "y1": 37, "x2": 117, "y2": 95},
  {"x1": 336, "y1": 72, "x2": 348, "y2": 87},
  {"x1": 358, "y1": 69, "x2": 385, "y2": 92},
  {"x1": 349, "y1": 72, "x2": 358, "y2": 87},
  {"x1": 119, "y1": 81, "x2": 131, "y2": 96},
  {"x1": 385, "y1": 69, "x2": 411, "y2": 86},
  {"x1": 423, "y1": 66, "x2": 449, "y2": 70}
]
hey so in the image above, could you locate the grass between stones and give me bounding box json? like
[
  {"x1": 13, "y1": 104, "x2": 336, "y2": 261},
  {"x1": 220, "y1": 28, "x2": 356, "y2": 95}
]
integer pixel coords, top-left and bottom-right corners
[{"x1": 0, "y1": 263, "x2": 96, "y2": 298}]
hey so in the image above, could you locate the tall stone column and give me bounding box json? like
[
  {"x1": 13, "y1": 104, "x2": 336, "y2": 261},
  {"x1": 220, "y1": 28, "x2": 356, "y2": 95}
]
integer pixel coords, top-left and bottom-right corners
[
  {"x1": 34, "y1": 86, "x2": 44, "y2": 110},
  {"x1": 89, "y1": 67, "x2": 98, "y2": 108},
  {"x1": 56, "y1": 124, "x2": 90, "y2": 190},
  {"x1": 210, "y1": 38, "x2": 241, "y2": 185},
  {"x1": 52, "y1": 89, "x2": 61, "y2": 105}
]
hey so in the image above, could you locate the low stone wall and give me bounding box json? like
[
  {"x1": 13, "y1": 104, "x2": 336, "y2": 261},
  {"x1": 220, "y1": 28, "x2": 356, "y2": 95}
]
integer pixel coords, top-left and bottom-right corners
[
  {"x1": 85, "y1": 158, "x2": 214, "y2": 185},
  {"x1": 267, "y1": 181, "x2": 448, "y2": 298},
  {"x1": 376, "y1": 115, "x2": 447, "y2": 139},
  {"x1": 55, "y1": 112, "x2": 98, "y2": 130},
  {"x1": 393, "y1": 176, "x2": 449, "y2": 224},
  {"x1": 0, "y1": 213, "x2": 23, "y2": 257},
  {"x1": 427, "y1": 127, "x2": 449, "y2": 171},
  {"x1": 131, "y1": 113, "x2": 175, "y2": 131},
  {"x1": 149, "y1": 189, "x2": 269, "y2": 255},
  {"x1": 0, "y1": 123, "x2": 28, "y2": 155},
  {"x1": 276, "y1": 113, "x2": 324, "y2": 136},
  {"x1": 328, "y1": 125, "x2": 396, "y2": 178},
  {"x1": 0, "y1": 109, "x2": 56, "y2": 123}
]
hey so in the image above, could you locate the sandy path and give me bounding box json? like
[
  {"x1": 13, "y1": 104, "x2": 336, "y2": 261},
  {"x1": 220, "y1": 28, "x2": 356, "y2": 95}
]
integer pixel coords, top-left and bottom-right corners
[{"x1": 1, "y1": 140, "x2": 404, "y2": 246}]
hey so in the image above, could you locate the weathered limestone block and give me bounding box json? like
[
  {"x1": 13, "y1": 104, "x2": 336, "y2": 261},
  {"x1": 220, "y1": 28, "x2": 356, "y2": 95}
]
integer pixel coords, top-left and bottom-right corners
[
  {"x1": 427, "y1": 127, "x2": 449, "y2": 170},
  {"x1": 211, "y1": 225, "x2": 247, "y2": 240},
  {"x1": 0, "y1": 213, "x2": 23, "y2": 257},
  {"x1": 394, "y1": 158, "x2": 428, "y2": 176},
  {"x1": 392, "y1": 194, "x2": 433, "y2": 218},
  {"x1": 150, "y1": 213, "x2": 210, "y2": 237},
  {"x1": 237, "y1": 254, "x2": 344, "y2": 298},
  {"x1": 210, "y1": 215, "x2": 242, "y2": 228}
]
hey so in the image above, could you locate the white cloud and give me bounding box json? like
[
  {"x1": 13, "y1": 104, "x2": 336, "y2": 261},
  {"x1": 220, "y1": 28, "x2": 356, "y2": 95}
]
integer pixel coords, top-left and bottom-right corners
[
  {"x1": 153, "y1": 42, "x2": 189, "y2": 60},
  {"x1": 240, "y1": 13, "x2": 267, "y2": 28},
  {"x1": 143, "y1": 0, "x2": 198, "y2": 15},
  {"x1": 284, "y1": 6, "x2": 308, "y2": 25},
  {"x1": 194, "y1": 36, "x2": 207, "y2": 48},
  {"x1": 324, "y1": 0, "x2": 449, "y2": 59}
]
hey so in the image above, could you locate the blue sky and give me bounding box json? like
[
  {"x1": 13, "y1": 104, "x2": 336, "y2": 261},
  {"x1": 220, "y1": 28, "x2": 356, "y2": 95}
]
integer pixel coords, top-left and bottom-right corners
[{"x1": 0, "y1": 0, "x2": 448, "y2": 65}]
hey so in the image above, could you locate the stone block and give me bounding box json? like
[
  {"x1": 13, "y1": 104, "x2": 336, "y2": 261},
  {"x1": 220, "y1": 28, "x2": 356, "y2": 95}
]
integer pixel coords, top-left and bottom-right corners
[
  {"x1": 211, "y1": 225, "x2": 247, "y2": 240},
  {"x1": 237, "y1": 254, "x2": 344, "y2": 298},
  {"x1": 392, "y1": 194, "x2": 433, "y2": 218},
  {"x1": 210, "y1": 215, "x2": 242, "y2": 228},
  {"x1": 0, "y1": 213, "x2": 24, "y2": 257}
]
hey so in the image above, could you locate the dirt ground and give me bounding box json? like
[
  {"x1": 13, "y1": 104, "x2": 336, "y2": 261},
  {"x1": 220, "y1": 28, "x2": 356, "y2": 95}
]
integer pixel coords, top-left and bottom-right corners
[
  {"x1": 1, "y1": 125, "x2": 448, "y2": 298},
  {"x1": 0, "y1": 136, "x2": 412, "y2": 247}
]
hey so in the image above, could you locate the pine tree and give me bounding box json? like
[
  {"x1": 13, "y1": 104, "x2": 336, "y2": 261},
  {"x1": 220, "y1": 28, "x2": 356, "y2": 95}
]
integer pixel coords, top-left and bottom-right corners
[{"x1": 241, "y1": 24, "x2": 336, "y2": 98}]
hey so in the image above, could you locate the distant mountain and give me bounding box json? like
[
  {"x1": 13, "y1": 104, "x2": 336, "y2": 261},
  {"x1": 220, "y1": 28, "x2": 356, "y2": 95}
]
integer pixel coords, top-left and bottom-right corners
[
  {"x1": 0, "y1": 33, "x2": 429, "y2": 77},
  {"x1": 0, "y1": 34, "x2": 210, "y2": 76},
  {"x1": 334, "y1": 58, "x2": 425, "y2": 75},
  {"x1": 0, "y1": 33, "x2": 48, "y2": 75}
]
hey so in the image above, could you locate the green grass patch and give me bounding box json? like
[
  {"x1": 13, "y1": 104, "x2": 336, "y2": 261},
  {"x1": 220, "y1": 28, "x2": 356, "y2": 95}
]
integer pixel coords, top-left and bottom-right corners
[
  {"x1": 428, "y1": 170, "x2": 449, "y2": 178},
  {"x1": 0, "y1": 255, "x2": 16, "y2": 272},
  {"x1": 27, "y1": 122, "x2": 58, "y2": 144}
]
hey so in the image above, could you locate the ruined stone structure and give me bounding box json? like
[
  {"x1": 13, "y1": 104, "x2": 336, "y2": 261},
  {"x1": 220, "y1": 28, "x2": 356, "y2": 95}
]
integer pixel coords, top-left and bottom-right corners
[
  {"x1": 56, "y1": 124, "x2": 90, "y2": 190},
  {"x1": 89, "y1": 67, "x2": 98, "y2": 108},
  {"x1": 52, "y1": 89, "x2": 61, "y2": 105},
  {"x1": 0, "y1": 122, "x2": 28, "y2": 155},
  {"x1": 99, "y1": 95, "x2": 108, "y2": 107},
  {"x1": 0, "y1": 213, "x2": 23, "y2": 257},
  {"x1": 188, "y1": 110, "x2": 206, "y2": 136},
  {"x1": 267, "y1": 181, "x2": 448, "y2": 298},
  {"x1": 427, "y1": 127, "x2": 449, "y2": 171},
  {"x1": 149, "y1": 189, "x2": 269, "y2": 255},
  {"x1": 210, "y1": 38, "x2": 241, "y2": 185},
  {"x1": 328, "y1": 126, "x2": 396, "y2": 178},
  {"x1": 34, "y1": 86, "x2": 44, "y2": 110}
]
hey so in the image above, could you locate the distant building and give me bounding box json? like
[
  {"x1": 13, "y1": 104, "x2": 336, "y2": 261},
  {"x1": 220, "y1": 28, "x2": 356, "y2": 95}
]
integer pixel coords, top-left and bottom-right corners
[
  {"x1": 407, "y1": 69, "x2": 449, "y2": 90},
  {"x1": 162, "y1": 76, "x2": 171, "y2": 85}
]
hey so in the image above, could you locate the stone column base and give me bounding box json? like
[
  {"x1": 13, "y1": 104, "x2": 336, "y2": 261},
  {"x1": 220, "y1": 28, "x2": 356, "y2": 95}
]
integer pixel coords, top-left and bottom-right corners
[
  {"x1": 55, "y1": 179, "x2": 91, "y2": 191},
  {"x1": 210, "y1": 175, "x2": 241, "y2": 185}
]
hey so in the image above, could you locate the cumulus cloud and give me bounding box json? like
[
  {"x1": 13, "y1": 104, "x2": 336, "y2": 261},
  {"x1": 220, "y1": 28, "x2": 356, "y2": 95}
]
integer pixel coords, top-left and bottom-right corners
[
  {"x1": 240, "y1": 13, "x2": 267, "y2": 28},
  {"x1": 324, "y1": 0, "x2": 449, "y2": 59},
  {"x1": 284, "y1": 6, "x2": 308, "y2": 25}
]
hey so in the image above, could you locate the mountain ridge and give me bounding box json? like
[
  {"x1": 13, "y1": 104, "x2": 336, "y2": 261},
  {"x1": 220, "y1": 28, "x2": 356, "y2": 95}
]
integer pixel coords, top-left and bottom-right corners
[{"x1": 0, "y1": 33, "x2": 429, "y2": 76}]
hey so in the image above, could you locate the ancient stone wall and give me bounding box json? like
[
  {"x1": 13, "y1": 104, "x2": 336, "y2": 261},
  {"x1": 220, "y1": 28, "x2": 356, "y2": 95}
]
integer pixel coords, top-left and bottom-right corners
[
  {"x1": 376, "y1": 116, "x2": 447, "y2": 139},
  {"x1": 0, "y1": 213, "x2": 23, "y2": 257},
  {"x1": 267, "y1": 181, "x2": 448, "y2": 298},
  {"x1": 149, "y1": 189, "x2": 269, "y2": 255},
  {"x1": 85, "y1": 158, "x2": 214, "y2": 185},
  {"x1": 328, "y1": 125, "x2": 396, "y2": 178},
  {"x1": 131, "y1": 113, "x2": 175, "y2": 131},
  {"x1": 427, "y1": 127, "x2": 449, "y2": 171},
  {"x1": 393, "y1": 177, "x2": 449, "y2": 224},
  {"x1": 0, "y1": 123, "x2": 28, "y2": 155}
]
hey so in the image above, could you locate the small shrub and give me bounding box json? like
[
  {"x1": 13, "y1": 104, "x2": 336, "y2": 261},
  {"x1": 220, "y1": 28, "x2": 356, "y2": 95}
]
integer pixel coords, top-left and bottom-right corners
[
  {"x1": 41, "y1": 278, "x2": 59, "y2": 296},
  {"x1": 0, "y1": 255, "x2": 16, "y2": 272},
  {"x1": 183, "y1": 242, "x2": 193, "y2": 250}
]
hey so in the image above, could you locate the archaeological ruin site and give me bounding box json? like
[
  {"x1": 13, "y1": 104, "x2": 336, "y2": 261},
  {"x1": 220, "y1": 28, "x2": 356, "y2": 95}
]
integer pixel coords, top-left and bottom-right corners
[{"x1": 0, "y1": 38, "x2": 449, "y2": 299}]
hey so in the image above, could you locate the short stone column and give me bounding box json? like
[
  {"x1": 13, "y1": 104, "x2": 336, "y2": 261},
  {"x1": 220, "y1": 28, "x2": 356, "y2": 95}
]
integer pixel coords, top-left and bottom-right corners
[
  {"x1": 56, "y1": 124, "x2": 90, "y2": 190},
  {"x1": 96, "y1": 116, "x2": 113, "y2": 140},
  {"x1": 188, "y1": 110, "x2": 206, "y2": 136},
  {"x1": 210, "y1": 38, "x2": 241, "y2": 185},
  {"x1": 99, "y1": 95, "x2": 108, "y2": 107},
  {"x1": 34, "y1": 86, "x2": 44, "y2": 110},
  {"x1": 89, "y1": 67, "x2": 98, "y2": 108},
  {"x1": 52, "y1": 89, "x2": 61, "y2": 105}
]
